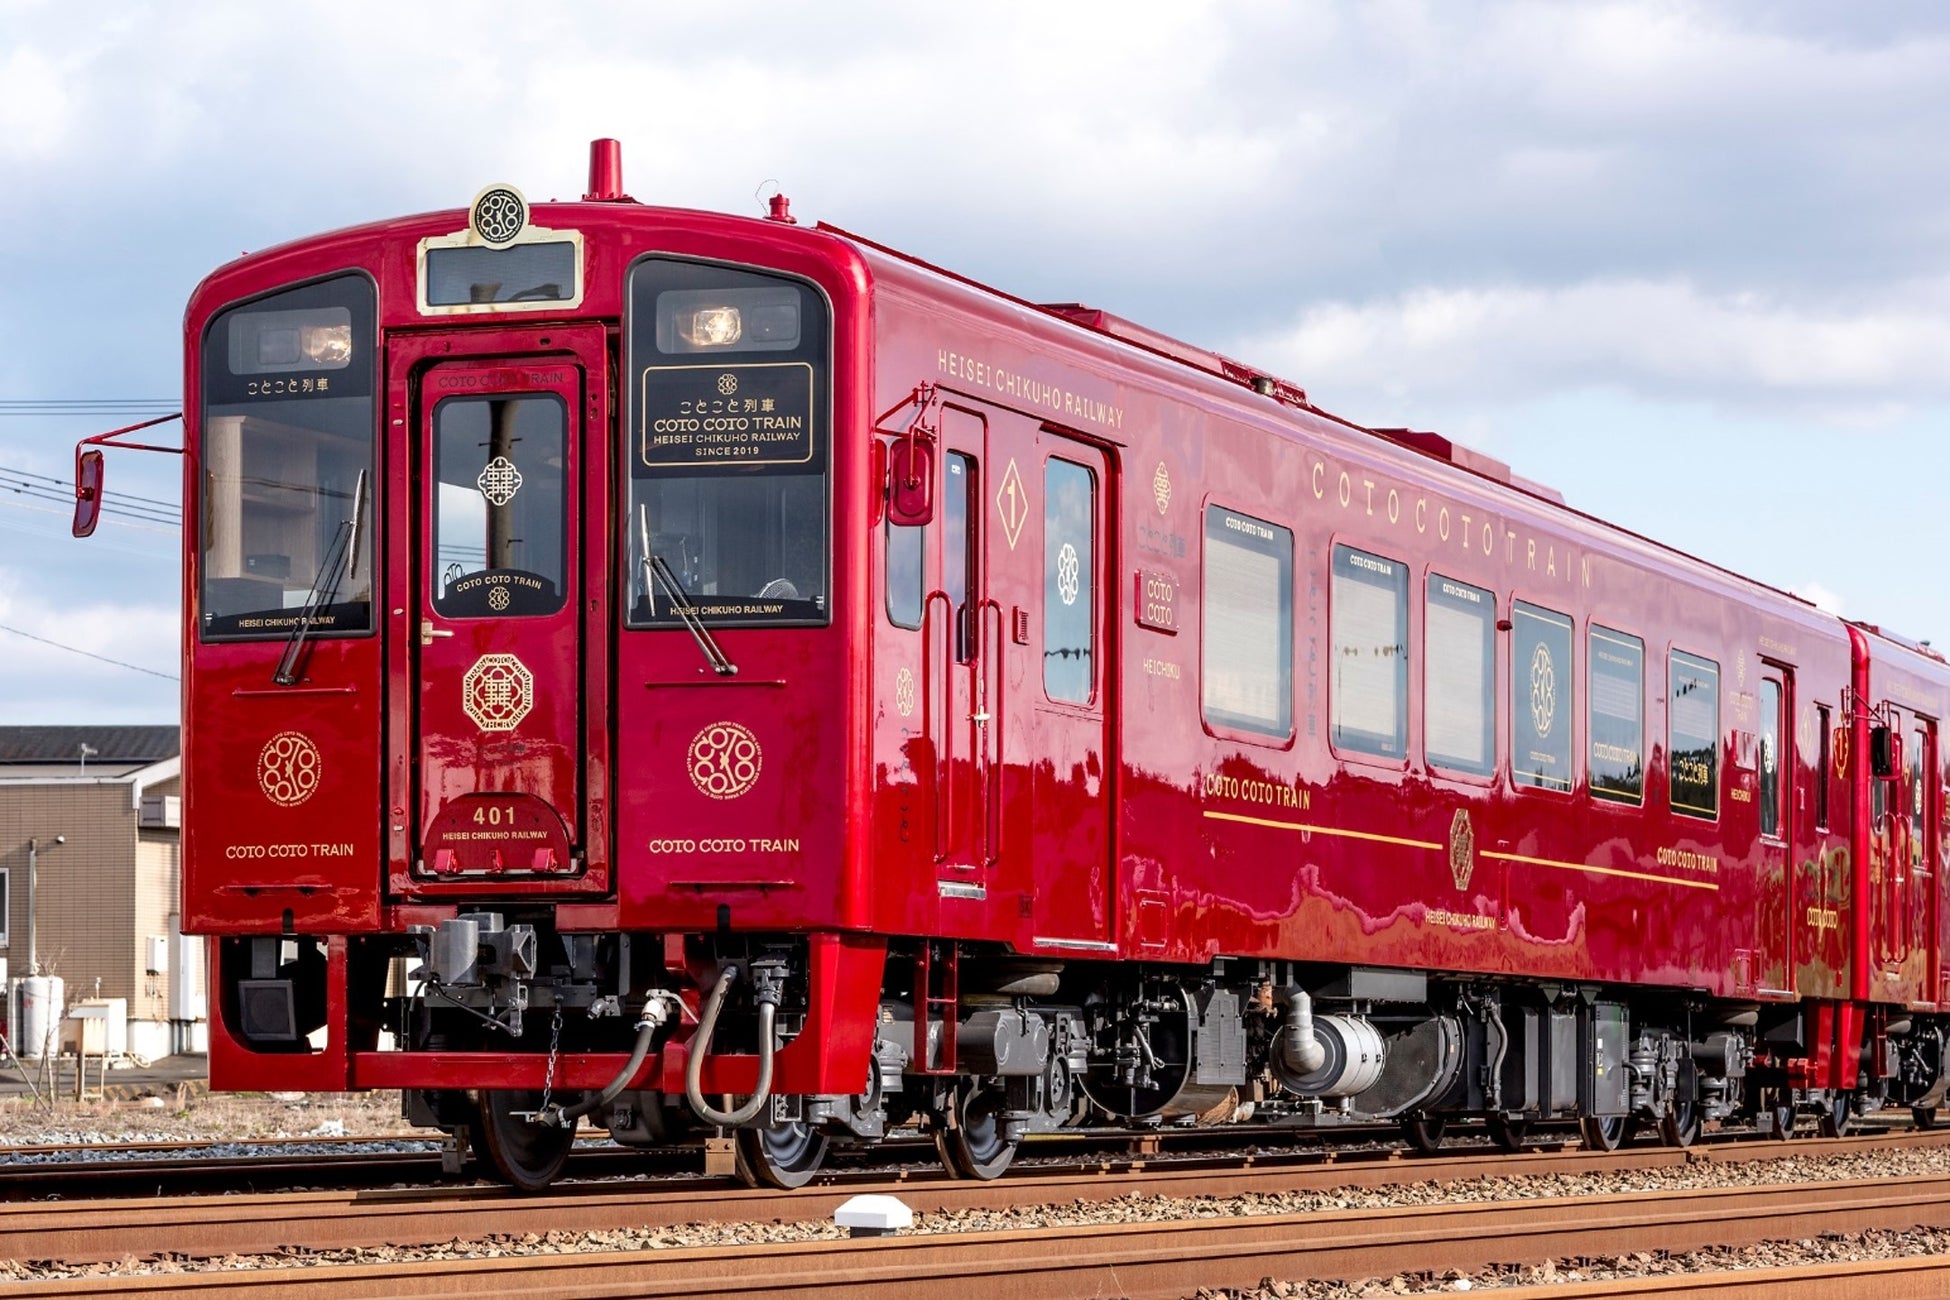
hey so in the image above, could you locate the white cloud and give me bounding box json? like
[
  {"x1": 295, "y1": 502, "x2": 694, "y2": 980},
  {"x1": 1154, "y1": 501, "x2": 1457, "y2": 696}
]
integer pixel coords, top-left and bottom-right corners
[
  {"x1": 0, "y1": 567, "x2": 178, "y2": 724},
  {"x1": 1233, "y1": 276, "x2": 1950, "y2": 422},
  {"x1": 1794, "y1": 582, "x2": 1846, "y2": 616}
]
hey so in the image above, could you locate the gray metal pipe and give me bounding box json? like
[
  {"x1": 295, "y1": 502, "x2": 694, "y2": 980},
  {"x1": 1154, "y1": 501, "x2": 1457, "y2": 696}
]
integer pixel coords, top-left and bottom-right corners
[
  {"x1": 684, "y1": 968, "x2": 779, "y2": 1128},
  {"x1": 1280, "y1": 988, "x2": 1327, "y2": 1076}
]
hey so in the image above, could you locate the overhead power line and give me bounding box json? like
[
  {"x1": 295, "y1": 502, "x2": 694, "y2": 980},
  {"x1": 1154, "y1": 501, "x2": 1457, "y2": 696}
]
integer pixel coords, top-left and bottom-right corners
[
  {"x1": 0, "y1": 399, "x2": 176, "y2": 416},
  {"x1": 0, "y1": 621, "x2": 179, "y2": 682},
  {"x1": 0, "y1": 472, "x2": 180, "y2": 529},
  {"x1": 0, "y1": 464, "x2": 180, "y2": 516},
  {"x1": 0, "y1": 496, "x2": 179, "y2": 537}
]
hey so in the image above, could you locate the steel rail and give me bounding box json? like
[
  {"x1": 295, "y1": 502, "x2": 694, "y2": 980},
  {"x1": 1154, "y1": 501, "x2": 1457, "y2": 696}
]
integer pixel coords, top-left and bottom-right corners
[
  {"x1": 6, "y1": 1128, "x2": 1950, "y2": 1267},
  {"x1": 1491, "y1": 1255, "x2": 1950, "y2": 1296},
  {"x1": 0, "y1": 1137, "x2": 664, "y2": 1200},
  {"x1": 8, "y1": 1174, "x2": 1950, "y2": 1297}
]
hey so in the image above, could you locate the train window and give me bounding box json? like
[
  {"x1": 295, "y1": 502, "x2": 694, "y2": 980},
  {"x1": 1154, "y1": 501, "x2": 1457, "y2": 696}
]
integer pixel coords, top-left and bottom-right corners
[
  {"x1": 1911, "y1": 726, "x2": 1928, "y2": 870},
  {"x1": 625, "y1": 258, "x2": 830, "y2": 627},
  {"x1": 198, "y1": 273, "x2": 376, "y2": 641},
  {"x1": 425, "y1": 242, "x2": 577, "y2": 306},
  {"x1": 1044, "y1": 459, "x2": 1095, "y2": 705},
  {"x1": 1201, "y1": 506, "x2": 1293, "y2": 738},
  {"x1": 1815, "y1": 703, "x2": 1832, "y2": 829},
  {"x1": 1426, "y1": 575, "x2": 1494, "y2": 776},
  {"x1": 1330, "y1": 545, "x2": 1408, "y2": 759},
  {"x1": 430, "y1": 395, "x2": 567, "y2": 617},
  {"x1": 1669, "y1": 650, "x2": 1721, "y2": 819},
  {"x1": 944, "y1": 453, "x2": 976, "y2": 662},
  {"x1": 1588, "y1": 626, "x2": 1645, "y2": 805},
  {"x1": 1759, "y1": 677, "x2": 1783, "y2": 838},
  {"x1": 1511, "y1": 602, "x2": 1573, "y2": 792},
  {"x1": 885, "y1": 508, "x2": 923, "y2": 630}
]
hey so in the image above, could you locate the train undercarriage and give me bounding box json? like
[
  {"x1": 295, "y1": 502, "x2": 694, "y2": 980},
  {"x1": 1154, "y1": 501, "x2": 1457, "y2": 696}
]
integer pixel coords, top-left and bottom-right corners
[{"x1": 224, "y1": 919, "x2": 1946, "y2": 1190}]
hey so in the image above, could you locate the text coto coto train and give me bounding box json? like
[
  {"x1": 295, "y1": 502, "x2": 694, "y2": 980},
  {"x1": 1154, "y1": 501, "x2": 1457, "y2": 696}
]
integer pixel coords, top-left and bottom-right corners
[{"x1": 75, "y1": 140, "x2": 1950, "y2": 1189}]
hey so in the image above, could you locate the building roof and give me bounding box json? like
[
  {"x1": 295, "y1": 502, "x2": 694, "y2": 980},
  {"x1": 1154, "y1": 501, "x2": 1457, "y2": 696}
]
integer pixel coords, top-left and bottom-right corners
[{"x1": 0, "y1": 726, "x2": 181, "y2": 766}]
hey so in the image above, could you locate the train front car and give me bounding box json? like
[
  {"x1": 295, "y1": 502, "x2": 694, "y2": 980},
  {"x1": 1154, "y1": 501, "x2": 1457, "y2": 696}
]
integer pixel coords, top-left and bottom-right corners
[{"x1": 181, "y1": 151, "x2": 886, "y2": 1189}]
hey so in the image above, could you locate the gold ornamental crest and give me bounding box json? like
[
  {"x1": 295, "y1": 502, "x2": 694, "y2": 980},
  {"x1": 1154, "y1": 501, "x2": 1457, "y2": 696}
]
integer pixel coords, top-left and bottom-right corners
[
  {"x1": 688, "y1": 721, "x2": 763, "y2": 800},
  {"x1": 258, "y1": 731, "x2": 322, "y2": 808},
  {"x1": 894, "y1": 667, "x2": 916, "y2": 718},
  {"x1": 463, "y1": 653, "x2": 534, "y2": 732},
  {"x1": 1152, "y1": 461, "x2": 1172, "y2": 514},
  {"x1": 1448, "y1": 808, "x2": 1476, "y2": 891},
  {"x1": 1528, "y1": 642, "x2": 1557, "y2": 738}
]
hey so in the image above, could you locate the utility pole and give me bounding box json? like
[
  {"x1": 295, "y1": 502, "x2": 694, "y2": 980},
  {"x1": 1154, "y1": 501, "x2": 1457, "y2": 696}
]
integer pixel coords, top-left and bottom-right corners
[{"x1": 25, "y1": 834, "x2": 64, "y2": 977}]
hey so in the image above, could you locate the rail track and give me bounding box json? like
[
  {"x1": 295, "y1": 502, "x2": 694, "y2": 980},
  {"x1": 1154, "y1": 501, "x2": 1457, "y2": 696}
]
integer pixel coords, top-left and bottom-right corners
[
  {"x1": 0, "y1": 1127, "x2": 1947, "y2": 1294},
  {"x1": 0, "y1": 1134, "x2": 680, "y2": 1198},
  {"x1": 7, "y1": 1165, "x2": 1950, "y2": 1297}
]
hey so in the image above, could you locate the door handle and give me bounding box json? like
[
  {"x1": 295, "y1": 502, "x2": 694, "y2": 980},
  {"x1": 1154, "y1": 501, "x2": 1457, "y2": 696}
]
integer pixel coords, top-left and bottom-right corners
[{"x1": 420, "y1": 619, "x2": 455, "y2": 646}]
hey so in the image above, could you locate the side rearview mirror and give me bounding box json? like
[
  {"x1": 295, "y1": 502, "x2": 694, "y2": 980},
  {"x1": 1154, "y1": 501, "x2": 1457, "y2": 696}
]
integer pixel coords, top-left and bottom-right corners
[
  {"x1": 1871, "y1": 724, "x2": 1898, "y2": 780},
  {"x1": 887, "y1": 439, "x2": 935, "y2": 527},
  {"x1": 72, "y1": 448, "x2": 105, "y2": 538}
]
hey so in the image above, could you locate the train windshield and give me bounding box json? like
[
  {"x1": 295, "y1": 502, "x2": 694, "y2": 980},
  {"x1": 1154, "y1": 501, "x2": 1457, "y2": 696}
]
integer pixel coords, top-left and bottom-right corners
[
  {"x1": 623, "y1": 258, "x2": 830, "y2": 628},
  {"x1": 197, "y1": 275, "x2": 377, "y2": 641}
]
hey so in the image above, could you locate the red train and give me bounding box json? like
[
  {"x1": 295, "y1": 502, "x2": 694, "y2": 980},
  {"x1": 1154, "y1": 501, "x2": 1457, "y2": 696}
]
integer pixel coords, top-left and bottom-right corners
[{"x1": 77, "y1": 140, "x2": 1950, "y2": 1189}]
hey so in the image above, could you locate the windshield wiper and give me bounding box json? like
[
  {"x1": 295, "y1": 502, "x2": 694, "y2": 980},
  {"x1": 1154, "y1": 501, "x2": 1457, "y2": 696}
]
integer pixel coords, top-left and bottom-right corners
[
  {"x1": 274, "y1": 469, "x2": 368, "y2": 686},
  {"x1": 638, "y1": 505, "x2": 736, "y2": 676}
]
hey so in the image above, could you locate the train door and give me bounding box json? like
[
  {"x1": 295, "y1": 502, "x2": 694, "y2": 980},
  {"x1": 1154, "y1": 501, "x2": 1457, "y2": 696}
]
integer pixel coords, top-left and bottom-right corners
[
  {"x1": 931, "y1": 406, "x2": 992, "y2": 900},
  {"x1": 1757, "y1": 668, "x2": 1793, "y2": 992},
  {"x1": 929, "y1": 402, "x2": 1114, "y2": 948},
  {"x1": 1018, "y1": 430, "x2": 1115, "y2": 952},
  {"x1": 1873, "y1": 706, "x2": 1908, "y2": 973},
  {"x1": 1910, "y1": 719, "x2": 1937, "y2": 994},
  {"x1": 388, "y1": 326, "x2": 611, "y2": 895}
]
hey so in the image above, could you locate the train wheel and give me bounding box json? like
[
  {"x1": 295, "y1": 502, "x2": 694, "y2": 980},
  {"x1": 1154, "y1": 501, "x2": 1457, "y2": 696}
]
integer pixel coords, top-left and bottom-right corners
[
  {"x1": 1658, "y1": 1099, "x2": 1701, "y2": 1148},
  {"x1": 473, "y1": 1090, "x2": 575, "y2": 1192},
  {"x1": 1818, "y1": 1093, "x2": 1853, "y2": 1138},
  {"x1": 1579, "y1": 1114, "x2": 1630, "y2": 1152},
  {"x1": 1485, "y1": 1113, "x2": 1529, "y2": 1153},
  {"x1": 936, "y1": 1087, "x2": 1018, "y2": 1180},
  {"x1": 1401, "y1": 1115, "x2": 1446, "y2": 1154},
  {"x1": 734, "y1": 1119, "x2": 830, "y2": 1189},
  {"x1": 1914, "y1": 1106, "x2": 1939, "y2": 1130}
]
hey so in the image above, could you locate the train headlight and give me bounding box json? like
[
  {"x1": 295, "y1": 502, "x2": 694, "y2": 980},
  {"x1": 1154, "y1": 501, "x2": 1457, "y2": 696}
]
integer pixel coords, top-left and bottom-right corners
[
  {"x1": 681, "y1": 306, "x2": 743, "y2": 348},
  {"x1": 655, "y1": 286, "x2": 802, "y2": 354},
  {"x1": 302, "y1": 323, "x2": 353, "y2": 366},
  {"x1": 230, "y1": 305, "x2": 355, "y2": 375}
]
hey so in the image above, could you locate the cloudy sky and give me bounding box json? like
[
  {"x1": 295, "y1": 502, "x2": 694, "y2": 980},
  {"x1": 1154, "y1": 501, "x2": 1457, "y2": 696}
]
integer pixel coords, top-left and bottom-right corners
[{"x1": 2, "y1": 0, "x2": 1948, "y2": 723}]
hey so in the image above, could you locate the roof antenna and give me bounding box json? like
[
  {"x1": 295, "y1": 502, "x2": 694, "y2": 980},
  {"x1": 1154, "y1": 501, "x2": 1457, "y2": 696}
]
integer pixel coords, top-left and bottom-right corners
[{"x1": 756, "y1": 180, "x2": 797, "y2": 224}]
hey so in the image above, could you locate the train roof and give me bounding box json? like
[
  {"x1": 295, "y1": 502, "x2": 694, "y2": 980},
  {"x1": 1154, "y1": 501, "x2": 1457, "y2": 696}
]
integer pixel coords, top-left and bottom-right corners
[{"x1": 187, "y1": 174, "x2": 1940, "y2": 669}]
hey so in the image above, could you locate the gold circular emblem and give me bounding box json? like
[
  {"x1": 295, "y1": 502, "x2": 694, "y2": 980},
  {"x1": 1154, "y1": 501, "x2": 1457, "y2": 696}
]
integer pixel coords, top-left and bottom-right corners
[
  {"x1": 1528, "y1": 642, "x2": 1557, "y2": 738},
  {"x1": 895, "y1": 667, "x2": 916, "y2": 718},
  {"x1": 487, "y1": 585, "x2": 511, "y2": 612},
  {"x1": 463, "y1": 653, "x2": 534, "y2": 732},
  {"x1": 688, "y1": 721, "x2": 763, "y2": 800},
  {"x1": 469, "y1": 184, "x2": 528, "y2": 245},
  {"x1": 257, "y1": 731, "x2": 322, "y2": 808},
  {"x1": 1152, "y1": 462, "x2": 1172, "y2": 515}
]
